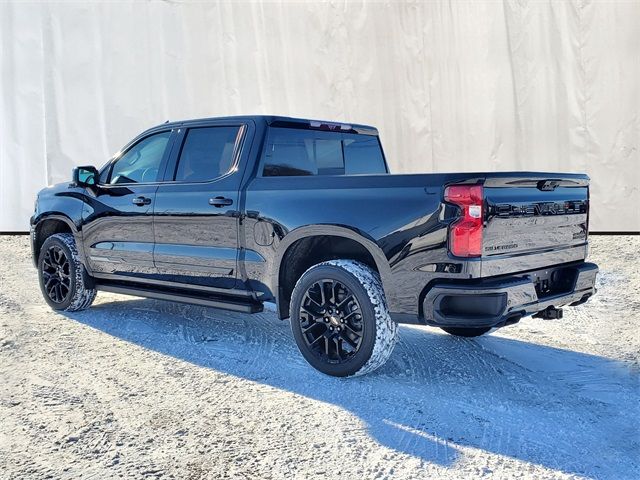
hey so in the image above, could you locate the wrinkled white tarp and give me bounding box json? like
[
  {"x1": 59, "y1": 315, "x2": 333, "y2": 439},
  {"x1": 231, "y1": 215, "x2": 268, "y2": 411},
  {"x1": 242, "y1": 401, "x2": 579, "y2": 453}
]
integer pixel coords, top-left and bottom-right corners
[{"x1": 1, "y1": 0, "x2": 638, "y2": 231}]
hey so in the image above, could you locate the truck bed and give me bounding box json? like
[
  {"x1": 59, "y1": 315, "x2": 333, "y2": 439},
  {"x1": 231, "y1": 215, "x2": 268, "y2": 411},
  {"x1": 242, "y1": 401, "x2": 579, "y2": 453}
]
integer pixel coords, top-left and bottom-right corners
[{"x1": 245, "y1": 170, "x2": 590, "y2": 317}]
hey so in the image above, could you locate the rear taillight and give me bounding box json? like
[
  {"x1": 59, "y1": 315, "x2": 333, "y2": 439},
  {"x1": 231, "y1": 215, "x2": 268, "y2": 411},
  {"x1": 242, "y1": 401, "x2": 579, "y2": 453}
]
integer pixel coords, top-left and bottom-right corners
[{"x1": 444, "y1": 184, "x2": 484, "y2": 257}]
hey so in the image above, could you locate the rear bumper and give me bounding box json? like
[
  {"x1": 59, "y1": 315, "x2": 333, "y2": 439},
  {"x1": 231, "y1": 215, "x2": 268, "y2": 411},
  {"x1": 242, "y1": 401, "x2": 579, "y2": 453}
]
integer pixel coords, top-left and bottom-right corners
[{"x1": 422, "y1": 262, "x2": 598, "y2": 328}]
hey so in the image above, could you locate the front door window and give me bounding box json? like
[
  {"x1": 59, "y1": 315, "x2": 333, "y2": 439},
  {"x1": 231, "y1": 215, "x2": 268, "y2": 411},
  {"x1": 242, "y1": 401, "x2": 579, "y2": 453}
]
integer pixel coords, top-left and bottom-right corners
[{"x1": 108, "y1": 131, "x2": 171, "y2": 184}]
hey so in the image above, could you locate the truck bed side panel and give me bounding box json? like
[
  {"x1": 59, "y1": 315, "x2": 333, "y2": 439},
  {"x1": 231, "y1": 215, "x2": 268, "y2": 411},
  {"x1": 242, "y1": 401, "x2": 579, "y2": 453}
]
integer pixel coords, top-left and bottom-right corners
[{"x1": 243, "y1": 171, "x2": 591, "y2": 319}]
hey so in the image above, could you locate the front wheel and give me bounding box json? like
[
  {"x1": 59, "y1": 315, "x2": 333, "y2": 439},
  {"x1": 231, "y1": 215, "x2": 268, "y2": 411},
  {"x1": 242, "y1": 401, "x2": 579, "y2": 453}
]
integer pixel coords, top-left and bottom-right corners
[
  {"x1": 38, "y1": 233, "x2": 96, "y2": 312},
  {"x1": 441, "y1": 327, "x2": 491, "y2": 337},
  {"x1": 290, "y1": 260, "x2": 398, "y2": 377}
]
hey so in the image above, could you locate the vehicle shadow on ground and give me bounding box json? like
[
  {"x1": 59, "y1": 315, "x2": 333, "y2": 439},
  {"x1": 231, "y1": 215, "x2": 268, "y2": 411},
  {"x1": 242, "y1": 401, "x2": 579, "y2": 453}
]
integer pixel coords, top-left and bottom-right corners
[{"x1": 64, "y1": 299, "x2": 639, "y2": 478}]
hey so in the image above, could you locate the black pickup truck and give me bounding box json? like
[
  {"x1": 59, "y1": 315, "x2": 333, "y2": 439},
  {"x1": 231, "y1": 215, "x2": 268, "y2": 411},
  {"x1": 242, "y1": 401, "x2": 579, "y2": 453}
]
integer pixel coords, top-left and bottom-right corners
[{"x1": 31, "y1": 115, "x2": 598, "y2": 376}]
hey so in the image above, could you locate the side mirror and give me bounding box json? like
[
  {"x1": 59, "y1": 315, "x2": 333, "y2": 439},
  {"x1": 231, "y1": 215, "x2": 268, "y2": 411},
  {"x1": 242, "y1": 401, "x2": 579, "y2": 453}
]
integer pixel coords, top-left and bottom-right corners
[{"x1": 72, "y1": 166, "x2": 99, "y2": 187}]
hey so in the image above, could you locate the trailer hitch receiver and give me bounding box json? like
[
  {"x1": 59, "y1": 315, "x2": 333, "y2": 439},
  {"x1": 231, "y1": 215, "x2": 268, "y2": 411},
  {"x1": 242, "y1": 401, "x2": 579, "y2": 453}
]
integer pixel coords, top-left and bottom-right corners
[{"x1": 533, "y1": 306, "x2": 563, "y2": 320}]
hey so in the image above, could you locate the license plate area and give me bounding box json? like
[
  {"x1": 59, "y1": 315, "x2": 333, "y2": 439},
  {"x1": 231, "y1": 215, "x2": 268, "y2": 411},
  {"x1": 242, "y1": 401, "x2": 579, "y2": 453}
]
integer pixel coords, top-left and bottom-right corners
[{"x1": 530, "y1": 266, "x2": 578, "y2": 299}]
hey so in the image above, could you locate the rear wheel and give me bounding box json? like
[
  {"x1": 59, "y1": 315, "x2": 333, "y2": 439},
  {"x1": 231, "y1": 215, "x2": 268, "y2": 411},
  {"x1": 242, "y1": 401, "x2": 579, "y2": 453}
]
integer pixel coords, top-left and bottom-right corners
[
  {"x1": 441, "y1": 327, "x2": 491, "y2": 337},
  {"x1": 290, "y1": 260, "x2": 397, "y2": 377},
  {"x1": 38, "y1": 233, "x2": 96, "y2": 312}
]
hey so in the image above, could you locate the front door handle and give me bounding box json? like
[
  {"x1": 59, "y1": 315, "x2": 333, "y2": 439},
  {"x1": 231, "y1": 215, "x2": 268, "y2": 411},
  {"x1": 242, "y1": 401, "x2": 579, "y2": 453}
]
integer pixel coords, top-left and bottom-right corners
[
  {"x1": 209, "y1": 196, "x2": 233, "y2": 207},
  {"x1": 132, "y1": 196, "x2": 152, "y2": 206}
]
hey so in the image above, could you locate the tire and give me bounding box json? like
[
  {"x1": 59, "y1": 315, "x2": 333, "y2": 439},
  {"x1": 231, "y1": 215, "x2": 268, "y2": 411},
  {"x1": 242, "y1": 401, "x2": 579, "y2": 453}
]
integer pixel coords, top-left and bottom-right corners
[
  {"x1": 38, "y1": 233, "x2": 97, "y2": 312},
  {"x1": 440, "y1": 327, "x2": 491, "y2": 337},
  {"x1": 290, "y1": 260, "x2": 398, "y2": 377}
]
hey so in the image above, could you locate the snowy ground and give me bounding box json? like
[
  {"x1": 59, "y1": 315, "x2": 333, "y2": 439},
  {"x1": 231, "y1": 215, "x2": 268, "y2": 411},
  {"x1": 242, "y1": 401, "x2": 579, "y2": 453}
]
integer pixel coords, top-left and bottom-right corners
[{"x1": 0, "y1": 235, "x2": 638, "y2": 479}]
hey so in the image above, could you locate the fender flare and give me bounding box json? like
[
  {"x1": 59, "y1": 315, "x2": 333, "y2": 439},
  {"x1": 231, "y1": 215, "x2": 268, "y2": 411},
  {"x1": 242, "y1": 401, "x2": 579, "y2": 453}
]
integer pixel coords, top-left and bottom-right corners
[
  {"x1": 33, "y1": 213, "x2": 79, "y2": 234},
  {"x1": 32, "y1": 214, "x2": 85, "y2": 266},
  {"x1": 271, "y1": 224, "x2": 396, "y2": 316}
]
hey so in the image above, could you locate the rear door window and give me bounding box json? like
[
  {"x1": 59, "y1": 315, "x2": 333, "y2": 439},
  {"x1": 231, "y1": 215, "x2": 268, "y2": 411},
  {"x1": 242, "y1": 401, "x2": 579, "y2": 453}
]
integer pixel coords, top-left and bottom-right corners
[{"x1": 173, "y1": 126, "x2": 241, "y2": 182}]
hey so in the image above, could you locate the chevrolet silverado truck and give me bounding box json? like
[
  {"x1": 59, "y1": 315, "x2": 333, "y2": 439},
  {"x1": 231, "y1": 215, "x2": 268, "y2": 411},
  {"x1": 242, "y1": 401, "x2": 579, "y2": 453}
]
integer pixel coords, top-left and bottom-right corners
[{"x1": 31, "y1": 115, "x2": 598, "y2": 376}]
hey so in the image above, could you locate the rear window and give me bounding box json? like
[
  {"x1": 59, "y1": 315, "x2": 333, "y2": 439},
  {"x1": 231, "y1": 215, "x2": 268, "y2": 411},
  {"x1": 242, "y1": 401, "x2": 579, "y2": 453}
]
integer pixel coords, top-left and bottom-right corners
[{"x1": 262, "y1": 128, "x2": 386, "y2": 176}]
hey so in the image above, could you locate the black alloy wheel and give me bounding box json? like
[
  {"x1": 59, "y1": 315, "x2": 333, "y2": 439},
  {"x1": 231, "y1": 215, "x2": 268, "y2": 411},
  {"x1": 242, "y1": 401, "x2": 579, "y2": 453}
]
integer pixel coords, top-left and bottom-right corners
[
  {"x1": 299, "y1": 279, "x2": 364, "y2": 364},
  {"x1": 37, "y1": 233, "x2": 97, "y2": 312},
  {"x1": 290, "y1": 260, "x2": 398, "y2": 377},
  {"x1": 41, "y1": 244, "x2": 72, "y2": 304}
]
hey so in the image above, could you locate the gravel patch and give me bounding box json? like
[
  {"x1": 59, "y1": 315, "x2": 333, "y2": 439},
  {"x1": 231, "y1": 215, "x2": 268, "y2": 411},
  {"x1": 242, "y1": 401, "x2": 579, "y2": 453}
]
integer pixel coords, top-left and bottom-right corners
[{"x1": 0, "y1": 235, "x2": 638, "y2": 479}]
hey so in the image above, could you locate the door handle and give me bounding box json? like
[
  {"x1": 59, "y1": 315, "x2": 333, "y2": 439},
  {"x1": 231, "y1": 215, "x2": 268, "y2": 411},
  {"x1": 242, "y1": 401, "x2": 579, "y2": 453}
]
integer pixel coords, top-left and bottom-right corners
[
  {"x1": 132, "y1": 196, "x2": 151, "y2": 206},
  {"x1": 209, "y1": 196, "x2": 233, "y2": 207}
]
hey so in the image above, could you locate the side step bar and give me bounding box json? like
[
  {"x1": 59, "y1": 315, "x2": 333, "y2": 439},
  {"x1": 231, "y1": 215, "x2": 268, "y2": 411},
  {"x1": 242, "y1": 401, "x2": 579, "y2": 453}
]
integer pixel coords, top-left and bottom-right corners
[{"x1": 95, "y1": 283, "x2": 263, "y2": 314}]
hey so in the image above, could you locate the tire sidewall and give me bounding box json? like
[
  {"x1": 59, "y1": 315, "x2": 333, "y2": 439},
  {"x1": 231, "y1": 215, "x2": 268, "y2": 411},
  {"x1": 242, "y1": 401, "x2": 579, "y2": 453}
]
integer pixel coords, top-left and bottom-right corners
[
  {"x1": 290, "y1": 264, "x2": 378, "y2": 377},
  {"x1": 38, "y1": 235, "x2": 78, "y2": 311}
]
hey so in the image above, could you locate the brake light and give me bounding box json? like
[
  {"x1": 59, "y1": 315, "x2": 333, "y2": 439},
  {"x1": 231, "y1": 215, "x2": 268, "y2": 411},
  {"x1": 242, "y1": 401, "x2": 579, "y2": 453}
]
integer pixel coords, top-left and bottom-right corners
[{"x1": 444, "y1": 184, "x2": 484, "y2": 257}]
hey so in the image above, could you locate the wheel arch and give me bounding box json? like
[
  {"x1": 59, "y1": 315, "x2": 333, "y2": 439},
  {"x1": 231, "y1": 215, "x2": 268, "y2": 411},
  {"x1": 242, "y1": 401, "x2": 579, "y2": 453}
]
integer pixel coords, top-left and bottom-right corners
[
  {"x1": 32, "y1": 214, "x2": 80, "y2": 265},
  {"x1": 273, "y1": 225, "x2": 394, "y2": 319}
]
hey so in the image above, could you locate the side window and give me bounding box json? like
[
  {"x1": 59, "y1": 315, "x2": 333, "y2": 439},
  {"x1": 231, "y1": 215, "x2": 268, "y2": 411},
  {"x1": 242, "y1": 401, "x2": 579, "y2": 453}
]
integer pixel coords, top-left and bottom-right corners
[
  {"x1": 262, "y1": 128, "x2": 386, "y2": 176},
  {"x1": 173, "y1": 126, "x2": 241, "y2": 182},
  {"x1": 108, "y1": 131, "x2": 171, "y2": 184}
]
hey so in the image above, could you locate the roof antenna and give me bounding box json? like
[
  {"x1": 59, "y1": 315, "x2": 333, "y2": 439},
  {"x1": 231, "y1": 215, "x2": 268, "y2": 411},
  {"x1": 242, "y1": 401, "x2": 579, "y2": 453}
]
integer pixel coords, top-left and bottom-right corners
[{"x1": 164, "y1": 120, "x2": 170, "y2": 124}]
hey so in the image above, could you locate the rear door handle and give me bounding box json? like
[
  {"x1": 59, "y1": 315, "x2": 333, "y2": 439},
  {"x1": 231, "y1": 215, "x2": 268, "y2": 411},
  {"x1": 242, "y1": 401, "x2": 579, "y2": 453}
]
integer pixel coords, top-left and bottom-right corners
[
  {"x1": 209, "y1": 196, "x2": 233, "y2": 207},
  {"x1": 132, "y1": 196, "x2": 151, "y2": 206}
]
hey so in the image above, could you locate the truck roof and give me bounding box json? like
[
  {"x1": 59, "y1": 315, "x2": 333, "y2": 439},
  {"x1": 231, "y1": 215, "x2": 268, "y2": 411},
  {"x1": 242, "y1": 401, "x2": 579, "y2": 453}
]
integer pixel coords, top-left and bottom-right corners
[{"x1": 161, "y1": 115, "x2": 379, "y2": 135}]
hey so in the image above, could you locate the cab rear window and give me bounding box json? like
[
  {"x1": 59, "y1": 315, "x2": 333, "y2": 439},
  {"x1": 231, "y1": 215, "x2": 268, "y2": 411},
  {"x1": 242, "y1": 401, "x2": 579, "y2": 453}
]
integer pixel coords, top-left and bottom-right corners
[{"x1": 262, "y1": 128, "x2": 387, "y2": 176}]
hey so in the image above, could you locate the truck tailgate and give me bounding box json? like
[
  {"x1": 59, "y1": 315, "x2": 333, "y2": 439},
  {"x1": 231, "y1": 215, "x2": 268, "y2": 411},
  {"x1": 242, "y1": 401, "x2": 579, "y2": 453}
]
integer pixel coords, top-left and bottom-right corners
[{"x1": 481, "y1": 174, "x2": 589, "y2": 275}]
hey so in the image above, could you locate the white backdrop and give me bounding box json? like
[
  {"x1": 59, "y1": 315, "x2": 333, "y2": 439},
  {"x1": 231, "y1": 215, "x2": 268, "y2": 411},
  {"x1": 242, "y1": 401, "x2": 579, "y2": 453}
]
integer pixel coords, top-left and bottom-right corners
[{"x1": 1, "y1": 0, "x2": 638, "y2": 232}]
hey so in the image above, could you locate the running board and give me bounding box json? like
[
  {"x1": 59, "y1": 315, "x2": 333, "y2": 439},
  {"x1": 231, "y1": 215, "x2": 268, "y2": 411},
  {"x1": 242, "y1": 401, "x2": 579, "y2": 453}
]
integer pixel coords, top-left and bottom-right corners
[{"x1": 95, "y1": 283, "x2": 263, "y2": 313}]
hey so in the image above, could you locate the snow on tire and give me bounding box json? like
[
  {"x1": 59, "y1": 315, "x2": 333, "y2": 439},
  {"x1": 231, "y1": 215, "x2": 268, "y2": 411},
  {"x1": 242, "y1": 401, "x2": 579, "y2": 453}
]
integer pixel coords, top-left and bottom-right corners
[
  {"x1": 38, "y1": 233, "x2": 97, "y2": 312},
  {"x1": 290, "y1": 259, "x2": 398, "y2": 377},
  {"x1": 325, "y1": 260, "x2": 399, "y2": 376}
]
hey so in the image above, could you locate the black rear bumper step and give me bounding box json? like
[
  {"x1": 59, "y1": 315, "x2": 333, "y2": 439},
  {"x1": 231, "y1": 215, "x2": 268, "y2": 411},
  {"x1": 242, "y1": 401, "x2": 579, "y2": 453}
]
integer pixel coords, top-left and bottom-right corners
[
  {"x1": 422, "y1": 262, "x2": 598, "y2": 328},
  {"x1": 95, "y1": 283, "x2": 263, "y2": 313}
]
